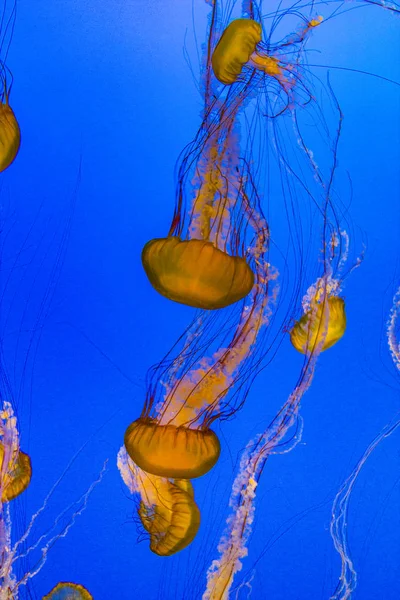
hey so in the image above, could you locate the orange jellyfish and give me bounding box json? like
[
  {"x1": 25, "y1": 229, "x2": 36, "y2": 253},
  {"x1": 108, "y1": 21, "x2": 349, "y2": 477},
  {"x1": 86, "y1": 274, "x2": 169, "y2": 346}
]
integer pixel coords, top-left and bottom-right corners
[
  {"x1": 43, "y1": 582, "x2": 93, "y2": 600},
  {"x1": 0, "y1": 17, "x2": 20, "y2": 173},
  {"x1": 141, "y1": 110, "x2": 257, "y2": 310},
  {"x1": 0, "y1": 401, "x2": 31, "y2": 503},
  {"x1": 290, "y1": 230, "x2": 359, "y2": 355},
  {"x1": 211, "y1": 16, "x2": 322, "y2": 90},
  {"x1": 0, "y1": 90, "x2": 20, "y2": 173},
  {"x1": 290, "y1": 282, "x2": 346, "y2": 354},
  {"x1": 118, "y1": 448, "x2": 201, "y2": 556},
  {"x1": 0, "y1": 444, "x2": 31, "y2": 503}
]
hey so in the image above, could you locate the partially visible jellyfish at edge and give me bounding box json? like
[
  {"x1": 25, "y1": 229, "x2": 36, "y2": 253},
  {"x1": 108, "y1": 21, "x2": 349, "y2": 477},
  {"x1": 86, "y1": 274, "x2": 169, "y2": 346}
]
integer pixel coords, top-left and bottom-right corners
[
  {"x1": 329, "y1": 284, "x2": 400, "y2": 600},
  {"x1": 43, "y1": 582, "x2": 94, "y2": 600},
  {"x1": 0, "y1": 399, "x2": 106, "y2": 599},
  {"x1": 0, "y1": 0, "x2": 20, "y2": 173}
]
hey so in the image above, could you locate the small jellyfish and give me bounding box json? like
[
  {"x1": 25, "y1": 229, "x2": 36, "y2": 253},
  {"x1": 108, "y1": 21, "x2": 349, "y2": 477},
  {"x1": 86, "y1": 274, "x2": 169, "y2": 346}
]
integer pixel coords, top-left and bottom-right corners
[
  {"x1": 0, "y1": 95, "x2": 20, "y2": 173},
  {"x1": 0, "y1": 444, "x2": 31, "y2": 502},
  {"x1": 290, "y1": 231, "x2": 353, "y2": 355},
  {"x1": 290, "y1": 295, "x2": 346, "y2": 354},
  {"x1": 0, "y1": 402, "x2": 31, "y2": 503},
  {"x1": 43, "y1": 582, "x2": 93, "y2": 600},
  {"x1": 118, "y1": 448, "x2": 201, "y2": 556},
  {"x1": 211, "y1": 17, "x2": 322, "y2": 89}
]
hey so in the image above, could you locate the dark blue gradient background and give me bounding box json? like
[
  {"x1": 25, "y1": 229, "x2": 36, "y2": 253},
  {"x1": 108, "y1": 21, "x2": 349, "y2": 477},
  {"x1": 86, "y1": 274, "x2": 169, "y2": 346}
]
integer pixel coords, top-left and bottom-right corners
[{"x1": 2, "y1": 1, "x2": 399, "y2": 599}]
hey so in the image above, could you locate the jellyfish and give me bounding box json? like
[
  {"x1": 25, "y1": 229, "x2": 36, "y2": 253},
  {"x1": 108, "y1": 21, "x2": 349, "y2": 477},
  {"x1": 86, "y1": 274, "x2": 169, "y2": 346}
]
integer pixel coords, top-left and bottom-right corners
[
  {"x1": 211, "y1": 17, "x2": 321, "y2": 88},
  {"x1": 290, "y1": 276, "x2": 346, "y2": 354},
  {"x1": 118, "y1": 447, "x2": 201, "y2": 556},
  {"x1": 141, "y1": 110, "x2": 257, "y2": 310},
  {"x1": 0, "y1": 0, "x2": 20, "y2": 173},
  {"x1": 43, "y1": 582, "x2": 93, "y2": 600},
  {"x1": 0, "y1": 95, "x2": 20, "y2": 173},
  {"x1": 0, "y1": 406, "x2": 31, "y2": 503},
  {"x1": 211, "y1": 19, "x2": 263, "y2": 85}
]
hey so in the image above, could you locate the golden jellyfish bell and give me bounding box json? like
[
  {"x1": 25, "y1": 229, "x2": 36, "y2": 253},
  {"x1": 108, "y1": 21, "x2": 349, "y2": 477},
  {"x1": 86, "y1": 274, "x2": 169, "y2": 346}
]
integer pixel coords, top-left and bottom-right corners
[
  {"x1": 142, "y1": 237, "x2": 254, "y2": 309},
  {"x1": 124, "y1": 418, "x2": 221, "y2": 479},
  {"x1": 0, "y1": 99, "x2": 20, "y2": 173},
  {"x1": 290, "y1": 296, "x2": 346, "y2": 354},
  {"x1": 139, "y1": 478, "x2": 201, "y2": 556},
  {"x1": 0, "y1": 444, "x2": 32, "y2": 502},
  {"x1": 212, "y1": 19, "x2": 262, "y2": 85},
  {"x1": 43, "y1": 582, "x2": 93, "y2": 600}
]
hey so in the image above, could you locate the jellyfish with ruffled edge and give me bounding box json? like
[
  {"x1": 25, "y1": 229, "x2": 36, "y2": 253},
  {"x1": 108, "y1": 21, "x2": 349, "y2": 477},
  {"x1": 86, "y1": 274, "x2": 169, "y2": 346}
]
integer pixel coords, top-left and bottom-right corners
[
  {"x1": 118, "y1": 447, "x2": 201, "y2": 556},
  {"x1": 125, "y1": 175, "x2": 276, "y2": 483},
  {"x1": 0, "y1": 0, "x2": 20, "y2": 173},
  {"x1": 141, "y1": 108, "x2": 257, "y2": 310},
  {"x1": 43, "y1": 583, "x2": 93, "y2": 600},
  {"x1": 211, "y1": 16, "x2": 322, "y2": 89},
  {"x1": 290, "y1": 271, "x2": 347, "y2": 355},
  {"x1": 0, "y1": 405, "x2": 31, "y2": 504}
]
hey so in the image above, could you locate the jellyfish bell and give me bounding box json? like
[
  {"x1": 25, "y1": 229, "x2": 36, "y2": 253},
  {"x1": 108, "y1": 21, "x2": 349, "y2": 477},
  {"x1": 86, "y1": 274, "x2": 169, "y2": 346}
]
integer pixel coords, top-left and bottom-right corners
[
  {"x1": 139, "y1": 477, "x2": 201, "y2": 556},
  {"x1": 211, "y1": 19, "x2": 262, "y2": 85},
  {"x1": 0, "y1": 444, "x2": 32, "y2": 502},
  {"x1": 43, "y1": 582, "x2": 93, "y2": 600},
  {"x1": 124, "y1": 418, "x2": 221, "y2": 479},
  {"x1": 0, "y1": 97, "x2": 20, "y2": 173},
  {"x1": 212, "y1": 16, "x2": 323, "y2": 92},
  {"x1": 142, "y1": 236, "x2": 254, "y2": 310},
  {"x1": 290, "y1": 295, "x2": 346, "y2": 354}
]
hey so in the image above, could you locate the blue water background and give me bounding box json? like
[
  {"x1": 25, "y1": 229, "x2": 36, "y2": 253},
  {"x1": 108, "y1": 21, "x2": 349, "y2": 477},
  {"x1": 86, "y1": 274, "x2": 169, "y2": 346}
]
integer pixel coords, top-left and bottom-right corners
[{"x1": 2, "y1": 1, "x2": 399, "y2": 599}]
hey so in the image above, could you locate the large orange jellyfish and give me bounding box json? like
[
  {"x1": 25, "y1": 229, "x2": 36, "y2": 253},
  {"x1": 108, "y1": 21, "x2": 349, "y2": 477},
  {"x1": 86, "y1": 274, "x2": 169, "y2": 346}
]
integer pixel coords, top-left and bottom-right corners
[
  {"x1": 211, "y1": 17, "x2": 321, "y2": 87},
  {"x1": 141, "y1": 114, "x2": 257, "y2": 310}
]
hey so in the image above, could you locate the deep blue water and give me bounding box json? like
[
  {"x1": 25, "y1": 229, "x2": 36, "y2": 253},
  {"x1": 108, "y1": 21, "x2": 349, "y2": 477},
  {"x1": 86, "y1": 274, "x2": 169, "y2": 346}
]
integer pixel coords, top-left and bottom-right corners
[{"x1": 1, "y1": 1, "x2": 399, "y2": 599}]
